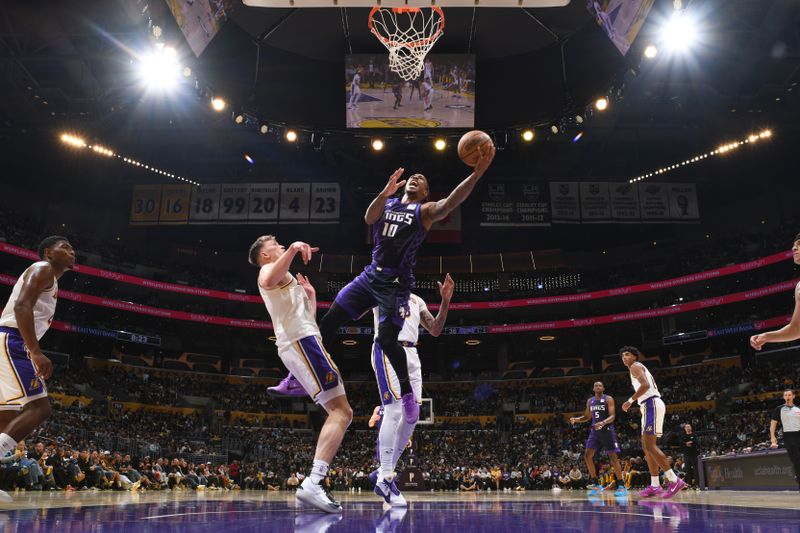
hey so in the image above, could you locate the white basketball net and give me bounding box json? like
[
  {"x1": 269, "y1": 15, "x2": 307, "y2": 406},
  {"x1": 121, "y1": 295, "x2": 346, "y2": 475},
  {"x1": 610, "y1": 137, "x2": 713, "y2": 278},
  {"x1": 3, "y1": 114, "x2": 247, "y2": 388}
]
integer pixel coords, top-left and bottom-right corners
[{"x1": 369, "y1": 7, "x2": 445, "y2": 82}]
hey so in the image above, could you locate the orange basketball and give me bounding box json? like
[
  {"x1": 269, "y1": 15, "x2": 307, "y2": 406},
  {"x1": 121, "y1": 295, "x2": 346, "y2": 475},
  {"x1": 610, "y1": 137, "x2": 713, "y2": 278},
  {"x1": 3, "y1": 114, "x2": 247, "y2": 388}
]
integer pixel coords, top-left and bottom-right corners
[{"x1": 457, "y1": 130, "x2": 493, "y2": 167}]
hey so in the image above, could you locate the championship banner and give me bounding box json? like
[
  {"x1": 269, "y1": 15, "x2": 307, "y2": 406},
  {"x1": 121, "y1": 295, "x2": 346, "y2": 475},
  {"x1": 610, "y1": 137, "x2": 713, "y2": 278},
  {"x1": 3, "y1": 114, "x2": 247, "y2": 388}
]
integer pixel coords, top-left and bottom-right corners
[
  {"x1": 610, "y1": 182, "x2": 641, "y2": 221},
  {"x1": 549, "y1": 182, "x2": 580, "y2": 223},
  {"x1": 638, "y1": 182, "x2": 671, "y2": 220},
  {"x1": 579, "y1": 182, "x2": 611, "y2": 222},
  {"x1": 479, "y1": 183, "x2": 551, "y2": 227}
]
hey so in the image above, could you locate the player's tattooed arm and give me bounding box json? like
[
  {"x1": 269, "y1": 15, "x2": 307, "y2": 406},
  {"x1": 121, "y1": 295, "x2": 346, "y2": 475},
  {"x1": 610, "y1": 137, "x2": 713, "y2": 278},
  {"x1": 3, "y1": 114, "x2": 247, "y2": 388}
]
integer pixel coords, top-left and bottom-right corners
[
  {"x1": 420, "y1": 274, "x2": 454, "y2": 337},
  {"x1": 422, "y1": 144, "x2": 496, "y2": 226},
  {"x1": 365, "y1": 168, "x2": 406, "y2": 224}
]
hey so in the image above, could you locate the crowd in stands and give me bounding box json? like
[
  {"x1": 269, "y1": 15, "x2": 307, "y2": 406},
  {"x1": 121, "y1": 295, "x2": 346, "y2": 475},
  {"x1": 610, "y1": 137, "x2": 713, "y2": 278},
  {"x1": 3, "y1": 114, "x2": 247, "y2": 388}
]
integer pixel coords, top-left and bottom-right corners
[{"x1": 2, "y1": 353, "x2": 795, "y2": 494}]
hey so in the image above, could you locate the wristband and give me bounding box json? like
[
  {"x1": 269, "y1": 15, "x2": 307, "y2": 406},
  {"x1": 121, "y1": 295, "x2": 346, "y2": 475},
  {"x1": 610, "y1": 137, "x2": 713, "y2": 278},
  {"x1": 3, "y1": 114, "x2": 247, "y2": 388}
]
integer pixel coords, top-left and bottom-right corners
[{"x1": 628, "y1": 398, "x2": 635, "y2": 404}]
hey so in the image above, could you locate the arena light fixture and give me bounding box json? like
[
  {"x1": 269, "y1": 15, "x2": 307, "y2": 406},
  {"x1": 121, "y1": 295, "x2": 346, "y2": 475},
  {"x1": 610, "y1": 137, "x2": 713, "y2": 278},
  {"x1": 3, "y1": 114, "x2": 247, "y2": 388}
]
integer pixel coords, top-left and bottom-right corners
[
  {"x1": 572, "y1": 132, "x2": 584, "y2": 143},
  {"x1": 211, "y1": 97, "x2": 226, "y2": 112},
  {"x1": 465, "y1": 339, "x2": 481, "y2": 346},
  {"x1": 629, "y1": 128, "x2": 773, "y2": 183},
  {"x1": 58, "y1": 132, "x2": 199, "y2": 186},
  {"x1": 538, "y1": 335, "x2": 556, "y2": 342},
  {"x1": 521, "y1": 129, "x2": 535, "y2": 142},
  {"x1": 234, "y1": 114, "x2": 245, "y2": 124},
  {"x1": 595, "y1": 97, "x2": 609, "y2": 111},
  {"x1": 434, "y1": 138, "x2": 447, "y2": 151},
  {"x1": 244, "y1": 154, "x2": 254, "y2": 164},
  {"x1": 260, "y1": 125, "x2": 269, "y2": 134},
  {"x1": 285, "y1": 130, "x2": 298, "y2": 142},
  {"x1": 342, "y1": 339, "x2": 358, "y2": 346},
  {"x1": 661, "y1": 10, "x2": 698, "y2": 52},
  {"x1": 644, "y1": 45, "x2": 658, "y2": 59},
  {"x1": 137, "y1": 44, "x2": 181, "y2": 91},
  {"x1": 371, "y1": 138, "x2": 385, "y2": 151},
  {"x1": 268, "y1": 336, "x2": 277, "y2": 342}
]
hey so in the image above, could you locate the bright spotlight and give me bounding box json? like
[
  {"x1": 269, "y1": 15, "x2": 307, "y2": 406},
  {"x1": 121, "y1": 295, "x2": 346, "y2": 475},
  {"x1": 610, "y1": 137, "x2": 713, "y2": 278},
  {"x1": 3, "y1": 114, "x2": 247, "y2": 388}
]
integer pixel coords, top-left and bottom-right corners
[
  {"x1": 434, "y1": 138, "x2": 446, "y2": 151},
  {"x1": 661, "y1": 11, "x2": 698, "y2": 52},
  {"x1": 285, "y1": 130, "x2": 298, "y2": 142},
  {"x1": 211, "y1": 97, "x2": 226, "y2": 112},
  {"x1": 572, "y1": 131, "x2": 584, "y2": 143},
  {"x1": 60, "y1": 133, "x2": 86, "y2": 148},
  {"x1": 595, "y1": 97, "x2": 609, "y2": 111},
  {"x1": 644, "y1": 45, "x2": 658, "y2": 59},
  {"x1": 260, "y1": 125, "x2": 269, "y2": 134},
  {"x1": 234, "y1": 114, "x2": 244, "y2": 124},
  {"x1": 138, "y1": 46, "x2": 181, "y2": 91},
  {"x1": 522, "y1": 129, "x2": 535, "y2": 142},
  {"x1": 371, "y1": 138, "x2": 384, "y2": 151}
]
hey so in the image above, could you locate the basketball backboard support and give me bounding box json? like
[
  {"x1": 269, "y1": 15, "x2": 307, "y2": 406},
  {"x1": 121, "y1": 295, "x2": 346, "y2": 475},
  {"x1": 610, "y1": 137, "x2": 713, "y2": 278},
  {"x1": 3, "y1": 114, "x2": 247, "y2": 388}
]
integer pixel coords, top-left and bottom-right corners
[
  {"x1": 244, "y1": 1, "x2": 570, "y2": 7},
  {"x1": 417, "y1": 397, "x2": 434, "y2": 425}
]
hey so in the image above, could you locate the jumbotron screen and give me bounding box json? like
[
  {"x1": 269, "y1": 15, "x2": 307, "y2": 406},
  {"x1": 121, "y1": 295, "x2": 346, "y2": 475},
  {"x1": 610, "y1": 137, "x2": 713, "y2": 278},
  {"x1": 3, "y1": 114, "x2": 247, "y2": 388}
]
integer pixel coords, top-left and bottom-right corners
[{"x1": 345, "y1": 54, "x2": 475, "y2": 128}]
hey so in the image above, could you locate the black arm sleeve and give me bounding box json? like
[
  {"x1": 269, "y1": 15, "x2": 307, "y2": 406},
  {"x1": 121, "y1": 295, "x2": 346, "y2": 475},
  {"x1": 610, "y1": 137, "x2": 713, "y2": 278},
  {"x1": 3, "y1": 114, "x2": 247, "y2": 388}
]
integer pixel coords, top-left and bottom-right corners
[{"x1": 770, "y1": 405, "x2": 782, "y2": 423}]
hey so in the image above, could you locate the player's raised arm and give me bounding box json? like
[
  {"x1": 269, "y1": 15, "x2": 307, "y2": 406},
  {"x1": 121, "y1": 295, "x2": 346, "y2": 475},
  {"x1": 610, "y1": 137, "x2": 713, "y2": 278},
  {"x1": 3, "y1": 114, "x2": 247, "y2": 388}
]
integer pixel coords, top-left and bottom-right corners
[
  {"x1": 13, "y1": 264, "x2": 56, "y2": 380},
  {"x1": 259, "y1": 242, "x2": 318, "y2": 290},
  {"x1": 365, "y1": 168, "x2": 406, "y2": 224},
  {"x1": 421, "y1": 144, "x2": 495, "y2": 226},
  {"x1": 296, "y1": 273, "x2": 317, "y2": 310},
  {"x1": 419, "y1": 274, "x2": 454, "y2": 337},
  {"x1": 751, "y1": 282, "x2": 800, "y2": 350}
]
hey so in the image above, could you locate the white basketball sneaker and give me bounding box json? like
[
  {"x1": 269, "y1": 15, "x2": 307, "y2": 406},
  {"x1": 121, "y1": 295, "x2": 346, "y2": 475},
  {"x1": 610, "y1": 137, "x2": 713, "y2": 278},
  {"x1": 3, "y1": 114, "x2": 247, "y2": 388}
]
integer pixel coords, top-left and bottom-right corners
[
  {"x1": 375, "y1": 477, "x2": 407, "y2": 508},
  {"x1": 296, "y1": 477, "x2": 342, "y2": 514}
]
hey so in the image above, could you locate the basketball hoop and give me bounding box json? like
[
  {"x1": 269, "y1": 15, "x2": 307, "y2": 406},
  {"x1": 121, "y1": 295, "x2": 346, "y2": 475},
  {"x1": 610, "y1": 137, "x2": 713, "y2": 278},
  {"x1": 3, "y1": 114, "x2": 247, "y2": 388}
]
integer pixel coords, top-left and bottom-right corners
[{"x1": 368, "y1": 6, "x2": 445, "y2": 82}]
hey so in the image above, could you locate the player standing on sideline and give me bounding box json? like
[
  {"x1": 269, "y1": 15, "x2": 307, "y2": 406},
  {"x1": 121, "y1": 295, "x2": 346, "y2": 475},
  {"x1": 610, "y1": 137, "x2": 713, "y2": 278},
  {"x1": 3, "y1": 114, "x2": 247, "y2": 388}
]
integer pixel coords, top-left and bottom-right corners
[
  {"x1": 0, "y1": 236, "x2": 75, "y2": 503},
  {"x1": 620, "y1": 346, "x2": 687, "y2": 498},
  {"x1": 769, "y1": 390, "x2": 800, "y2": 492},
  {"x1": 249, "y1": 235, "x2": 352, "y2": 513},
  {"x1": 369, "y1": 275, "x2": 453, "y2": 508},
  {"x1": 391, "y1": 74, "x2": 404, "y2": 111},
  {"x1": 348, "y1": 67, "x2": 362, "y2": 109},
  {"x1": 750, "y1": 233, "x2": 800, "y2": 352},
  {"x1": 423, "y1": 58, "x2": 433, "y2": 85},
  {"x1": 569, "y1": 381, "x2": 628, "y2": 495}
]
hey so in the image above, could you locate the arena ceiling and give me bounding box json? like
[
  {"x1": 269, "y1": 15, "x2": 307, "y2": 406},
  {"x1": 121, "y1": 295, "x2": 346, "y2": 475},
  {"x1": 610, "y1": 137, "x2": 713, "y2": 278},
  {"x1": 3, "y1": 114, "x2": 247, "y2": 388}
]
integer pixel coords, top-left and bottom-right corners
[{"x1": 0, "y1": 0, "x2": 799, "y2": 179}]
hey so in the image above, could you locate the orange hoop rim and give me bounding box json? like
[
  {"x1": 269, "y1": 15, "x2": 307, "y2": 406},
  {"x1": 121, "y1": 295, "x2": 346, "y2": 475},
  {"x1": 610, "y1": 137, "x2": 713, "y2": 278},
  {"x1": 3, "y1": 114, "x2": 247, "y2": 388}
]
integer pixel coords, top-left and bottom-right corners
[{"x1": 368, "y1": 6, "x2": 445, "y2": 49}]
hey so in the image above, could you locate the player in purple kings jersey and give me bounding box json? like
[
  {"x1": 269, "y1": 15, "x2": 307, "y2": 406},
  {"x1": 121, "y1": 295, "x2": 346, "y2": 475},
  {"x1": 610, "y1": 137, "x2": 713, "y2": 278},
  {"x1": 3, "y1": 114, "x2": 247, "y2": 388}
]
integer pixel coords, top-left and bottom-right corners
[
  {"x1": 270, "y1": 144, "x2": 495, "y2": 425},
  {"x1": 569, "y1": 382, "x2": 627, "y2": 495}
]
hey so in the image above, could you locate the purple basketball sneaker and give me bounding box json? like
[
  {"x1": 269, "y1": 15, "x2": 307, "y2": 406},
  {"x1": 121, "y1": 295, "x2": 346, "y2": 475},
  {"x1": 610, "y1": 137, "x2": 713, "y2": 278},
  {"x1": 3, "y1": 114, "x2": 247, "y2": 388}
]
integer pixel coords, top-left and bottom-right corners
[
  {"x1": 662, "y1": 478, "x2": 687, "y2": 499},
  {"x1": 637, "y1": 485, "x2": 664, "y2": 498},
  {"x1": 267, "y1": 373, "x2": 308, "y2": 397}
]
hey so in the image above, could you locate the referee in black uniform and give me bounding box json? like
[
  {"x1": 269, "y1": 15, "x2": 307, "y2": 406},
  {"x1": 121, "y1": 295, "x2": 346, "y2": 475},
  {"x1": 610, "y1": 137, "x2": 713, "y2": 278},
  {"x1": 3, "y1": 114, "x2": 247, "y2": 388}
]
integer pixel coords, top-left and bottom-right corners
[{"x1": 770, "y1": 389, "x2": 800, "y2": 491}]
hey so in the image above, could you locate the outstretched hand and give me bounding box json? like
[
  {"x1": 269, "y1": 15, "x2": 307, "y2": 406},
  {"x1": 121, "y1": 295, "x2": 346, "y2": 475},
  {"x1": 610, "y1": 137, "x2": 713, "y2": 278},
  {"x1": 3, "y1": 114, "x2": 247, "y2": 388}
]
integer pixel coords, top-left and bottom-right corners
[
  {"x1": 473, "y1": 143, "x2": 496, "y2": 177},
  {"x1": 290, "y1": 241, "x2": 319, "y2": 264},
  {"x1": 381, "y1": 168, "x2": 406, "y2": 197},
  {"x1": 296, "y1": 273, "x2": 315, "y2": 301},
  {"x1": 438, "y1": 273, "x2": 455, "y2": 302}
]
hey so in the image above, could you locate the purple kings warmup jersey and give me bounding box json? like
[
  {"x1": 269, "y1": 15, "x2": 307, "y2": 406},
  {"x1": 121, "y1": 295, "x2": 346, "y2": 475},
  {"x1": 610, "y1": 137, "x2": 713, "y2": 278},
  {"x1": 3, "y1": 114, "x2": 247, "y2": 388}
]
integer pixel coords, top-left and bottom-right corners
[
  {"x1": 589, "y1": 394, "x2": 613, "y2": 432},
  {"x1": 371, "y1": 198, "x2": 427, "y2": 281}
]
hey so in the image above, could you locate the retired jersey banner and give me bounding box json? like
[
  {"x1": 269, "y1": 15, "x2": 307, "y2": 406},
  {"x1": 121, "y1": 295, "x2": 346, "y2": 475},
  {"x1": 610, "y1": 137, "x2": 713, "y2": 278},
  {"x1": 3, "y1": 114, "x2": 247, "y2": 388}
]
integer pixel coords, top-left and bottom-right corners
[
  {"x1": 638, "y1": 182, "x2": 671, "y2": 220},
  {"x1": 668, "y1": 183, "x2": 700, "y2": 221},
  {"x1": 130, "y1": 182, "x2": 339, "y2": 225},
  {"x1": 479, "y1": 183, "x2": 551, "y2": 227}
]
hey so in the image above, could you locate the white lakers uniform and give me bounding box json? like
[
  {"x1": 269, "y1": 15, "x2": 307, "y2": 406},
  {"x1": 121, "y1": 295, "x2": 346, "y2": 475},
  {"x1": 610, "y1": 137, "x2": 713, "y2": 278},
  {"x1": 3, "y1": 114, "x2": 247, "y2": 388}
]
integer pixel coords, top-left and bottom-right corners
[
  {"x1": 0, "y1": 262, "x2": 57, "y2": 410},
  {"x1": 630, "y1": 362, "x2": 665, "y2": 437},
  {"x1": 371, "y1": 294, "x2": 426, "y2": 404},
  {"x1": 260, "y1": 275, "x2": 344, "y2": 404}
]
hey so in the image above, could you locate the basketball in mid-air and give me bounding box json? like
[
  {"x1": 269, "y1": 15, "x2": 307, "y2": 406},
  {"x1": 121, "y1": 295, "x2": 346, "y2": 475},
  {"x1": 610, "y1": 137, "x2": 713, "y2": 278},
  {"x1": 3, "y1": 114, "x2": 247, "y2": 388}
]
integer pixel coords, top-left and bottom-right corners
[{"x1": 457, "y1": 130, "x2": 493, "y2": 167}]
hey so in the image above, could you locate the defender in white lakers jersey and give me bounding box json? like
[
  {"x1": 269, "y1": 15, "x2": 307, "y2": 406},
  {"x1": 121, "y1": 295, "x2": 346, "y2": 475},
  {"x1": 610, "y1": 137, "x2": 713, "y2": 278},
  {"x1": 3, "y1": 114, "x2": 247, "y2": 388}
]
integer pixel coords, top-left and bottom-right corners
[
  {"x1": 248, "y1": 235, "x2": 352, "y2": 513},
  {"x1": 620, "y1": 346, "x2": 687, "y2": 498},
  {"x1": 370, "y1": 274, "x2": 453, "y2": 508},
  {"x1": 0, "y1": 236, "x2": 74, "y2": 503}
]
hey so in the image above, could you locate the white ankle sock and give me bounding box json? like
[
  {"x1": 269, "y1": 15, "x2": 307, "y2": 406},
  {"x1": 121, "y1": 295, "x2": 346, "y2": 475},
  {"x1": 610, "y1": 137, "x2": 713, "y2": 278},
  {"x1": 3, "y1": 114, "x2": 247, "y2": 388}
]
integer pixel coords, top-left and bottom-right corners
[
  {"x1": 309, "y1": 459, "x2": 329, "y2": 484},
  {"x1": 664, "y1": 469, "x2": 678, "y2": 483},
  {"x1": 651, "y1": 475, "x2": 660, "y2": 488}
]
